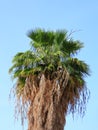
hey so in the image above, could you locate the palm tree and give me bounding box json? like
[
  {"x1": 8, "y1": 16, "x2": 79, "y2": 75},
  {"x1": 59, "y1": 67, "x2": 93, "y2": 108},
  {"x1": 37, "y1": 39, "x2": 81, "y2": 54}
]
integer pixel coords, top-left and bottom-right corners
[{"x1": 9, "y1": 29, "x2": 90, "y2": 130}]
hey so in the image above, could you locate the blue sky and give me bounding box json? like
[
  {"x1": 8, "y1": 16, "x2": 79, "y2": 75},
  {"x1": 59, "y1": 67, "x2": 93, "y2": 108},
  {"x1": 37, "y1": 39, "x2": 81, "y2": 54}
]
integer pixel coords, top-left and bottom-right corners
[{"x1": 0, "y1": 0, "x2": 98, "y2": 130}]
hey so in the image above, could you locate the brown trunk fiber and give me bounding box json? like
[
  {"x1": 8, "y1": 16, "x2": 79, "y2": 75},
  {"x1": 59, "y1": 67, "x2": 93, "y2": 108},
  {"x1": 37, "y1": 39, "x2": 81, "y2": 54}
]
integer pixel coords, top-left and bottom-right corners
[{"x1": 27, "y1": 74, "x2": 67, "y2": 130}]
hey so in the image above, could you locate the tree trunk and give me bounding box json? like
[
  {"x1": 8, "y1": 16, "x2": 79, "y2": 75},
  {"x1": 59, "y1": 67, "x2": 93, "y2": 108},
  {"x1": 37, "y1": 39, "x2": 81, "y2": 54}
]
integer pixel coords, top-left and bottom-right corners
[{"x1": 27, "y1": 74, "x2": 67, "y2": 130}]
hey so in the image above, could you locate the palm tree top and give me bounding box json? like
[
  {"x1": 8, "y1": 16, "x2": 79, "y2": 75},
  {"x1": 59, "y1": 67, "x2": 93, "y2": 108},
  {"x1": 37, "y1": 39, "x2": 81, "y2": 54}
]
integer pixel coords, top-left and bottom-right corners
[{"x1": 9, "y1": 29, "x2": 90, "y2": 124}]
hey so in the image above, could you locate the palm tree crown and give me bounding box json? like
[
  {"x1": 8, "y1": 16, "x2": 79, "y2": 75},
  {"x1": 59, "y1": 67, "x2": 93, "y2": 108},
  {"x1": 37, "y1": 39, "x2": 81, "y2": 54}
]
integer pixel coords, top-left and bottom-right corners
[{"x1": 9, "y1": 29, "x2": 90, "y2": 125}]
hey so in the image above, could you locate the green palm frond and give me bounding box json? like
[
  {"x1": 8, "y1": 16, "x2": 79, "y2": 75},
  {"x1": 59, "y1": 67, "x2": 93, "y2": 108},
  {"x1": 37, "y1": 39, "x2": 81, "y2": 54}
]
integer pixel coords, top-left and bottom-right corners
[
  {"x1": 28, "y1": 29, "x2": 55, "y2": 47},
  {"x1": 64, "y1": 58, "x2": 90, "y2": 76},
  {"x1": 61, "y1": 39, "x2": 84, "y2": 56},
  {"x1": 9, "y1": 50, "x2": 37, "y2": 77}
]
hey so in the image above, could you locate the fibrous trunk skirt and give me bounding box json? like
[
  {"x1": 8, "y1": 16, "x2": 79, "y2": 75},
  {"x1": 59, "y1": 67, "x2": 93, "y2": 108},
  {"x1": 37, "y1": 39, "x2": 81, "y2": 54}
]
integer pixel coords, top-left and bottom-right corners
[{"x1": 28, "y1": 75, "x2": 66, "y2": 130}]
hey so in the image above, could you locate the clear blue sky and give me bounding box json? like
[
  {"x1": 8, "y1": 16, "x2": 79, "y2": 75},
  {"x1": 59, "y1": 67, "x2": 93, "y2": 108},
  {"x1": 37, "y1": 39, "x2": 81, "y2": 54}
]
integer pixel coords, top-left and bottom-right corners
[{"x1": 0, "y1": 0, "x2": 98, "y2": 130}]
